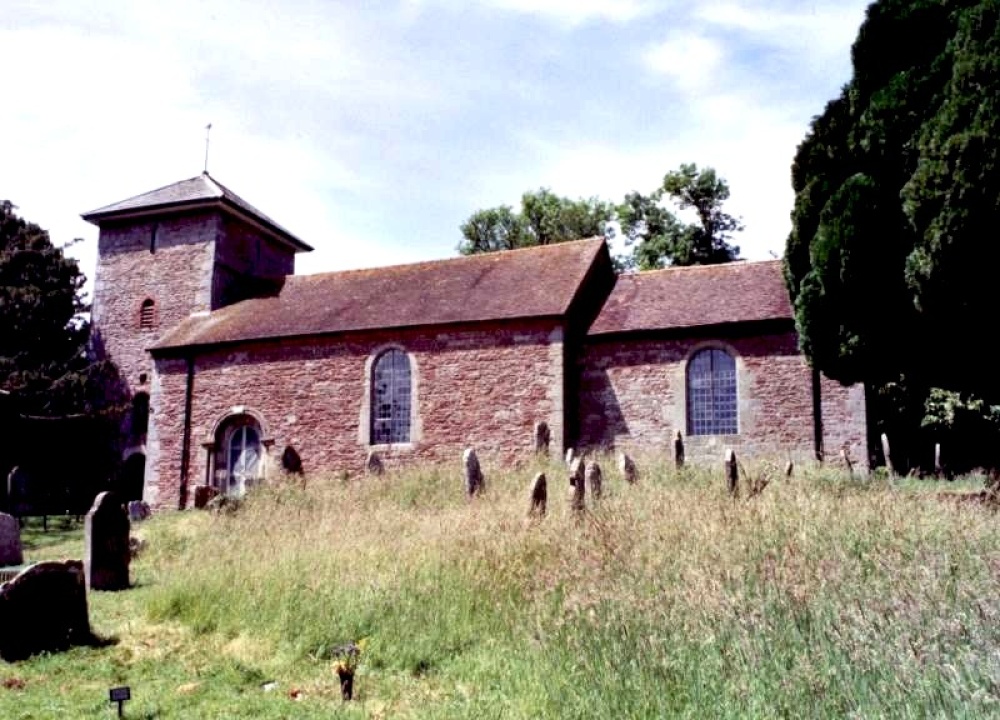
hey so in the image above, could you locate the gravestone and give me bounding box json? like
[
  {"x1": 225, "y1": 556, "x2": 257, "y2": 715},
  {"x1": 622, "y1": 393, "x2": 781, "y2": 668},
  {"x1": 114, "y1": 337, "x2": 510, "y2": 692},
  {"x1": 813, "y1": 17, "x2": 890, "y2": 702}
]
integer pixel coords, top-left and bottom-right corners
[
  {"x1": 565, "y1": 447, "x2": 576, "y2": 468},
  {"x1": 725, "y1": 449, "x2": 739, "y2": 497},
  {"x1": 0, "y1": 560, "x2": 91, "y2": 661},
  {"x1": 0, "y1": 513, "x2": 23, "y2": 567},
  {"x1": 569, "y1": 457, "x2": 585, "y2": 489},
  {"x1": 84, "y1": 492, "x2": 130, "y2": 591},
  {"x1": 528, "y1": 472, "x2": 547, "y2": 516},
  {"x1": 366, "y1": 450, "x2": 384, "y2": 476},
  {"x1": 127, "y1": 501, "x2": 150, "y2": 523},
  {"x1": 569, "y1": 471, "x2": 586, "y2": 513},
  {"x1": 463, "y1": 448, "x2": 484, "y2": 497},
  {"x1": 618, "y1": 452, "x2": 637, "y2": 484},
  {"x1": 6, "y1": 466, "x2": 30, "y2": 518},
  {"x1": 534, "y1": 422, "x2": 551, "y2": 455},
  {"x1": 585, "y1": 462, "x2": 603, "y2": 500},
  {"x1": 193, "y1": 485, "x2": 219, "y2": 509},
  {"x1": 674, "y1": 431, "x2": 685, "y2": 468}
]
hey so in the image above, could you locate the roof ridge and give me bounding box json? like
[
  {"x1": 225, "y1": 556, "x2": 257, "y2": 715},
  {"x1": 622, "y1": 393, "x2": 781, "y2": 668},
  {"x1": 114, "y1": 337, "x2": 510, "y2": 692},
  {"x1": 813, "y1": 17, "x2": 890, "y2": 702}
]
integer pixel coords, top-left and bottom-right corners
[
  {"x1": 288, "y1": 237, "x2": 606, "y2": 283},
  {"x1": 82, "y1": 174, "x2": 208, "y2": 215},
  {"x1": 622, "y1": 257, "x2": 783, "y2": 278},
  {"x1": 200, "y1": 172, "x2": 224, "y2": 197}
]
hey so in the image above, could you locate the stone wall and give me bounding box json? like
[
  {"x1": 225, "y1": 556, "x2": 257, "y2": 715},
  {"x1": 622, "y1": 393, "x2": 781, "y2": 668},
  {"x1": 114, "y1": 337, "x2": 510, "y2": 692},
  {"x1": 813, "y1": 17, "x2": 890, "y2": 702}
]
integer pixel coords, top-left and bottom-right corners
[
  {"x1": 145, "y1": 319, "x2": 565, "y2": 508},
  {"x1": 578, "y1": 328, "x2": 868, "y2": 467},
  {"x1": 91, "y1": 211, "x2": 219, "y2": 392}
]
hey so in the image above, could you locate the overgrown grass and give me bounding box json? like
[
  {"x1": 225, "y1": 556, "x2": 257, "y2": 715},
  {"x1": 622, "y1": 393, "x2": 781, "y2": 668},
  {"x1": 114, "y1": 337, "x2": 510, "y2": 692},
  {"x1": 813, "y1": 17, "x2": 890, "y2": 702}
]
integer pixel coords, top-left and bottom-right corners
[{"x1": 3, "y1": 458, "x2": 1000, "y2": 717}]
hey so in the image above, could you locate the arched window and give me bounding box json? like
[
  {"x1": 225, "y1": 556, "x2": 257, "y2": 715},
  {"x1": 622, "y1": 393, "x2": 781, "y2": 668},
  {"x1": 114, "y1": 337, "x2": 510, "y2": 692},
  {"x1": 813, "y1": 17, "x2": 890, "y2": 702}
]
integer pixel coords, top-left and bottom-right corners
[
  {"x1": 371, "y1": 349, "x2": 411, "y2": 444},
  {"x1": 139, "y1": 299, "x2": 156, "y2": 329},
  {"x1": 687, "y1": 348, "x2": 738, "y2": 436},
  {"x1": 214, "y1": 415, "x2": 263, "y2": 497}
]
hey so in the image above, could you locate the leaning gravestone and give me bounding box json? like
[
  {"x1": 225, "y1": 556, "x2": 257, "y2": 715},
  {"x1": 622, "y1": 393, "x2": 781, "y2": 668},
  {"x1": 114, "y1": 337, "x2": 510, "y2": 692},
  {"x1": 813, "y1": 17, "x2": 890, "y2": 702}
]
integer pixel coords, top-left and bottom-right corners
[
  {"x1": 528, "y1": 472, "x2": 547, "y2": 516},
  {"x1": 0, "y1": 560, "x2": 91, "y2": 661},
  {"x1": 569, "y1": 457, "x2": 585, "y2": 489},
  {"x1": 463, "y1": 448, "x2": 484, "y2": 497},
  {"x1": 618, "y1": 452, "x2": 638, "y2": 484},
  {"x1": 84, "y1": 492, "x2": 130, "y2": 591},
  {"x1": 0, "y1": 513, "x2": 23, "y2": 567},
  {"x1": 366, "y1": 450, "x2": 384, "y2": 476},
  {"x1": 569, "y1": 471, "x2": 586, "y2": 513}
]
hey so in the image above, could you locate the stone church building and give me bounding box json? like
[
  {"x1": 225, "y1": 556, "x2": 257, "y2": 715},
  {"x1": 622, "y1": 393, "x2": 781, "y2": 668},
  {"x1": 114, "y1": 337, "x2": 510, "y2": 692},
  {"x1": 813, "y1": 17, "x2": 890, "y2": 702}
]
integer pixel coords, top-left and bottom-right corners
[{"x1": 83, "y1": 173, "x2": 867, "y2": 509}]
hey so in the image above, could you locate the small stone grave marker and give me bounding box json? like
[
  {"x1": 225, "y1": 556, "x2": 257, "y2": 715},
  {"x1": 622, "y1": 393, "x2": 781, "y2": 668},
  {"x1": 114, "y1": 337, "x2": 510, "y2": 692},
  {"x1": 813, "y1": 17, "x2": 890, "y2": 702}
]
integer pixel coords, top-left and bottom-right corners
[{"x1": 0, "y1": 513, "x2": 23, "y2": 567}]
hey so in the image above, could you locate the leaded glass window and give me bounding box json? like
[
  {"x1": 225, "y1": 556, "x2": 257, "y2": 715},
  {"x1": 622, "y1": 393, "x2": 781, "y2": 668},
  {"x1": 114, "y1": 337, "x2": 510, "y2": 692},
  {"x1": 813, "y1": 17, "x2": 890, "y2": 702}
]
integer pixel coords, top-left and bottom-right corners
[
  {"x1": 371, "y1": 349, "x2": 411, "y2": 444},
  {"x1": 214, "y1": 416, "x2": 263, "y2": 497},
  {"x1": 687, "y1": 348, "x2": 738, "y2": 436}
]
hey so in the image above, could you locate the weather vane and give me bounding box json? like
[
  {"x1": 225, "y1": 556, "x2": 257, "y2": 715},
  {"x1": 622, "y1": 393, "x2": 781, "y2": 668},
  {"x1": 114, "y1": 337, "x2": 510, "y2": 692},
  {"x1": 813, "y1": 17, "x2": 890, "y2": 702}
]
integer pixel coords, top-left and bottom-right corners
[{"x1": 203, "y1": 123, "x2": 213, "y2": 174}]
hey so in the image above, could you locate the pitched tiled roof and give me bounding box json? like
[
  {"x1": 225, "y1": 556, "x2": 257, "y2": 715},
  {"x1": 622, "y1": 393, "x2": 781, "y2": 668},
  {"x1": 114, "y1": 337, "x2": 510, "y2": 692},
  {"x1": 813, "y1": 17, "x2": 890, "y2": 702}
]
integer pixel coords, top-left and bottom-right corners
[
  {"x1": 588, "y1": 259, "x2": 792, "y2": 336},
  {"x1": 82, "y1": 173, "x2": 311, "y2": 251},
  {"x1": 152, "y1": 238, "x2": 610, "y2": 351}
]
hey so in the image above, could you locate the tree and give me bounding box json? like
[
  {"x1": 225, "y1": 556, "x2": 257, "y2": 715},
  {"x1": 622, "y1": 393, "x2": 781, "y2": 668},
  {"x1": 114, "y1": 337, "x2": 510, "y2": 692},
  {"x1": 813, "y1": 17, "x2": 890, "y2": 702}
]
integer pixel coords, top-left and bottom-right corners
[
  {"x1": 619, "y1": 163, "x2": 742, "y2": 269},
  {"x1": 0, "y1": 200, "x2": 122, "y2": 416},
  {"x1": 458, "y1": 189, "x2": 613, "y2": 255},
  {"x1": 785, "y1": 0, "x2": 1000, "y2": 470}
]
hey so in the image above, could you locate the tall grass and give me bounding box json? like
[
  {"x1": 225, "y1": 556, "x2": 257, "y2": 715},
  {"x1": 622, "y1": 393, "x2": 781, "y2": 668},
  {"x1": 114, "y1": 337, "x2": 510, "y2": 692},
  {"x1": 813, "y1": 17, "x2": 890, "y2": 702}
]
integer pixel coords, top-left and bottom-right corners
[{"x1": 141, "y1": 457, "x2": 1000, "y2": 717}]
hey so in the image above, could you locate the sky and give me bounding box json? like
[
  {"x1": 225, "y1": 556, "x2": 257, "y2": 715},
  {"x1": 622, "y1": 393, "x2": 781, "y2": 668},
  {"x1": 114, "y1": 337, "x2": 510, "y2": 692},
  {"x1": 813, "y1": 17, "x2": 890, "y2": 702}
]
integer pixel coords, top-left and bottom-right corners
[{"x1": 2, "y1": 0, "x2": 872, "y2": 299}]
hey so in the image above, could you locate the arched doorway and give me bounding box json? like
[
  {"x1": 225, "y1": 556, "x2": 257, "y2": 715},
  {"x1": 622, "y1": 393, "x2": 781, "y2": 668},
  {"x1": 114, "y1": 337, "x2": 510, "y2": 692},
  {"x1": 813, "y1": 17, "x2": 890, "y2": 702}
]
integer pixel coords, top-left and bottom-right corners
[{"x1": 213, "y1": 415, "x2": 263, "y2": 497}]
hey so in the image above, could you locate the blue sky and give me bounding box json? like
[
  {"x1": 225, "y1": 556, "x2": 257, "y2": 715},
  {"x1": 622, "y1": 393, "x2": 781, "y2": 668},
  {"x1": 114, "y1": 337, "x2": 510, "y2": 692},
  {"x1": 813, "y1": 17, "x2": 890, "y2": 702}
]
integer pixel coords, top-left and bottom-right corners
[{"x1": 2, "y1": 0, "x2": 871, "y2": 296}]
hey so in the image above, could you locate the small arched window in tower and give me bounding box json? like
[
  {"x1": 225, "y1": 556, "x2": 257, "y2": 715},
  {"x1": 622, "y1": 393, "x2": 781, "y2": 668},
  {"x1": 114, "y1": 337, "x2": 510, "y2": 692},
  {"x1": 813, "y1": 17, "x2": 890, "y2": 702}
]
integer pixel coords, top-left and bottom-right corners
[{"x1": 139, "y1": 299, "x2": 156, "y2": 330}]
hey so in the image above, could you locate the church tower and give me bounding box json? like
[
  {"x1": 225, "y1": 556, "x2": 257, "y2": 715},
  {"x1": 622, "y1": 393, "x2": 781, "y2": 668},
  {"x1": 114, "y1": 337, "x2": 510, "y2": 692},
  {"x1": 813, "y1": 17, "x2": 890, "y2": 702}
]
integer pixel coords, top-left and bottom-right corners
[{"x1": 82, "y1": 173, "x2": 311, "y2": 496}]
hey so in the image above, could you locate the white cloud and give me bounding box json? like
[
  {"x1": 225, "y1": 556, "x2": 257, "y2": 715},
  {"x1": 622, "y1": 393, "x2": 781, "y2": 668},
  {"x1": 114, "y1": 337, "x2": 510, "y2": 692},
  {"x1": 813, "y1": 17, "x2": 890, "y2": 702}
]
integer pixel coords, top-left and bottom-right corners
[
  {"x1": 483, "y1": 0, "x2": 651, "y2": 23},
  {"x1": 643, "y1": 34, "x2": 726, "y2": 94}
]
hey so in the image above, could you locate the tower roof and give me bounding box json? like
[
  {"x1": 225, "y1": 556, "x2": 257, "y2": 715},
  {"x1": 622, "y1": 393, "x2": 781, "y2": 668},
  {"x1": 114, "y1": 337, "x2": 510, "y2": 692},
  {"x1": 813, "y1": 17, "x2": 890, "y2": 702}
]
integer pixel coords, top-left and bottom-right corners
[{"x1": 81, "y1": 173, "x2": 312, "y2": 252}]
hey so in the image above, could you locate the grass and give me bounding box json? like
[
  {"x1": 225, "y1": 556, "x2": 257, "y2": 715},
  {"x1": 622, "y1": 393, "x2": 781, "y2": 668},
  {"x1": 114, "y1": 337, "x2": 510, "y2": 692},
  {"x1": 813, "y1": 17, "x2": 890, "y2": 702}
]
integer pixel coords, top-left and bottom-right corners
[{"x1": 2, "y1": 457, "x2": 1000, "y2": 717}]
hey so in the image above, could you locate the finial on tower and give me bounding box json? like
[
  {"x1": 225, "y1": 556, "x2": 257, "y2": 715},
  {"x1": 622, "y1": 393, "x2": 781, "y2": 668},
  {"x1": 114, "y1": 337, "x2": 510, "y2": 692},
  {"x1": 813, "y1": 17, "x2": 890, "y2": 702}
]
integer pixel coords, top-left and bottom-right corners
[{"x1": 203, "y1": 123, "x2": 213, "y2": 175}]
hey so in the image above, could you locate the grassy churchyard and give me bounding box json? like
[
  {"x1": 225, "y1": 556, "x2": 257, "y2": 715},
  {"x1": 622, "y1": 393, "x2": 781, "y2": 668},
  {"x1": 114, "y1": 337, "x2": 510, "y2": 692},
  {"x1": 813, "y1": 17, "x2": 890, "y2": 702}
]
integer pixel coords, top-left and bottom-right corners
[{"x1": 2, "y1": 457, "x2": 1000, "y2": 718}]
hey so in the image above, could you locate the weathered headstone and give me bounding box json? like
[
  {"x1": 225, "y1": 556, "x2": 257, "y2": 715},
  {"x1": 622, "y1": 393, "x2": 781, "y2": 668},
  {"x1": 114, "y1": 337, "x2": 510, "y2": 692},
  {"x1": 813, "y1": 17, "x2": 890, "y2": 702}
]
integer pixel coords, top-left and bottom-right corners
[
  {"x1": 881, "y1": 433, "x2": 895, "y2": 476},
  {"x1": 463, "y1": 448, "x2": 484, "y2": 497},
  {"x1": 784, "y1": 460, "x2": 794, "y2": 478},
  {"x1": 534, "y1": 422, "x2": 551, "y2": 455},
  {"x1": 84, "y1": 492, "x2": 130, "y2": 591},
  {"x1": 569, "y1": 471, "x2": 586, "y2": 513},
  {"x1": 725, "y1": 449, "x2": 739, "y2": 497},
  {"x1": 366, "y1": 450, "x2": 384, "y2": 476},
  {"x1": 281, "y1": 446, "x2": 303, "y2": 474},
  {"x1": 841, "y1": 445, "x2": 854, "y2": 476},
  {"x1": 0, "y1": 513, "x2": 23, "y2": 567},
  {"x1": 528, "y1": 472, "x2": 547, "y2": 516},
  {"x1": 585, "y1": 461, "x2": 603, "y2": 500},
  {"x1": 6, "y1": 466, "x2": 30, "y2": 519},
  {"x1": 674, "y1": 431, "x2": 685, "y2": 469},
  {"x1": 565, "y1": 447, "x2": 576, "y2": 468},
  {"x1": 935, "y1": 443, "x2": 943, "y2": 477},
  {"x1": 0, "y1": 560, "x2": 91, "y2": 661},
  {"x1": 193, "y1": 485, "x2": 219, "y2": 509},
  {"x1": 569, "y1": 457, "x2": 585, "y2": 489},
  {"x1": 618, "y1": 452, "x2": 637, "y2": 484},
  {"x1": 127, "y1": 500, "x2": 150, "y2": 523}
]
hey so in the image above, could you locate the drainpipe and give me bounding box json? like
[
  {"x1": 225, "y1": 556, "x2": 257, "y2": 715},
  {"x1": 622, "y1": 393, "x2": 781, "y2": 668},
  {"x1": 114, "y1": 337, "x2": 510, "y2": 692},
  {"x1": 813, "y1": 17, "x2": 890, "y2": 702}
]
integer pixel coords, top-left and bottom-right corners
[
  {"x1": 179, "y1": 356, "x2": 195, "y2": 509},
  {"x1": 811, "y1": 367, "x2": 824, "y2": 462}
]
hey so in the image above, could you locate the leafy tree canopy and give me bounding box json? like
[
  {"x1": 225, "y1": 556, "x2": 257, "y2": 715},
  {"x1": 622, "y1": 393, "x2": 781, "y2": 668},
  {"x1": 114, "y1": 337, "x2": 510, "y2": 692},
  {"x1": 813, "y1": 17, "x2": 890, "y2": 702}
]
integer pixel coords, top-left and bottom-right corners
[
  {"x1": 619, "y1": 163, "x2": 742, "y2": 269},
  {"x1": 458, "y1": 189, "x2": 614, "y2": 255},
  {"x1": 0, "y1": 200, "x2": 120, "y2": 416},
  {"x1": 787, "y1": 0, "x2": 1000, "y2": 399},
  {"x1": 459, "y1": 164, "x2": 742, "y2": 270}
]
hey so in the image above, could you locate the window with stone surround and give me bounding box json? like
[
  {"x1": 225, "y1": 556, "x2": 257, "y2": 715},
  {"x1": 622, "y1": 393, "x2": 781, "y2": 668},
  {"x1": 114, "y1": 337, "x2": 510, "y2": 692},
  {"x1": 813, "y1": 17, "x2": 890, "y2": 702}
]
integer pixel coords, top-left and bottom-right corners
[
  {"x1": 370, "y1": 348, "x2": 411, "y2": 444},
  {"x1": 687, "y1": 348, "x2": 737, "y2": 436},
  {"x1": 139, "y1": 298, "x2": 156, "y2": 329}
]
